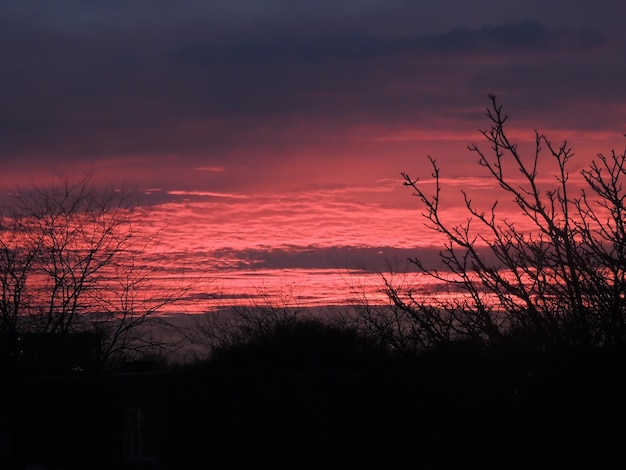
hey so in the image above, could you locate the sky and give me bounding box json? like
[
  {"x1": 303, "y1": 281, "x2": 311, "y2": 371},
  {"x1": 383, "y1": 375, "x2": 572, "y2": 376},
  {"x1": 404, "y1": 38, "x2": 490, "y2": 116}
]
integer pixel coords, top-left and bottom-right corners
[{"x1": 1, "y1": 1, "x2": 625, "y2": 308}]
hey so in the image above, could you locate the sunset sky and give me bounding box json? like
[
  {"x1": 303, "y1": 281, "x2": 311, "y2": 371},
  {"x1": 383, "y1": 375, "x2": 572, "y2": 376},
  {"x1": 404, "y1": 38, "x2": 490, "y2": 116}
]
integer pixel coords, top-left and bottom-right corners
[{"x1": 2, "y1": 1, "x2": 625, "y2": 308}]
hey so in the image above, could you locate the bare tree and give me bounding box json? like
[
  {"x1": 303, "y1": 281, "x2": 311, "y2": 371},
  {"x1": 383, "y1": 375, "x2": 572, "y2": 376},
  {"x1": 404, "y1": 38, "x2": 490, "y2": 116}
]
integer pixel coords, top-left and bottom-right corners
[
  {"x1": 0, "y1": 210, "x2": 37, "y2": 360},
  {"x1": 379, "y1": 94, "x2": 626, "y2": 352},
  {"x1": 335, "y1": 271, "x2": 454, "y2": 356},
  {"x1": 0, "y1": 176, "x2": 194, "y2": 368},
  {"x1": 186, "y1": 284, "x2": 312, "y2": 361}
]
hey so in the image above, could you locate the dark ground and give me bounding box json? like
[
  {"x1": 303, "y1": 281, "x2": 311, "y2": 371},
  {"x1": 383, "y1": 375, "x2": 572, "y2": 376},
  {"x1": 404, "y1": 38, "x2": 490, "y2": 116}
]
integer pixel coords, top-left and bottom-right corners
[{"x1": 2, "y1": 342, "x2": 626, "y2": 469}]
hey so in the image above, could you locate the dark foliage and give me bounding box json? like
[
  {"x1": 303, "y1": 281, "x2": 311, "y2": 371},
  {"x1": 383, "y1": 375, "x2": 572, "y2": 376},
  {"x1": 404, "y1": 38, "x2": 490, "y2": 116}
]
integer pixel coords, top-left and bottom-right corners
[
  {"x1": 4, "y1": 335, "x2": 626, "y2": 469},
  {"x1": 204, "y1": 317, "x2": 396, "y2": 373}
]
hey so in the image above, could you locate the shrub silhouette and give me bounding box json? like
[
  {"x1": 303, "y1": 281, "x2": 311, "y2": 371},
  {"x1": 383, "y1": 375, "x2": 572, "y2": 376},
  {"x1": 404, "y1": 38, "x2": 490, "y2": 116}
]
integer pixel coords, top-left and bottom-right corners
[{"x1": 206, "y1": 317, "x2": 393, "y2": 373}]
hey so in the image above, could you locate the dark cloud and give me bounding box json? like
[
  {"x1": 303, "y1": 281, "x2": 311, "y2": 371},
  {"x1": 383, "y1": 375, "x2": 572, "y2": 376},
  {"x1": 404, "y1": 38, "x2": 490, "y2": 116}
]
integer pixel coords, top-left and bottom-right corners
[
  {"x1": 0, "y1": 1, "x2": 624, "y2": 189},
  {"x1": 173, "y1": 21, "x2": 604, "y2": 67},
  {"x1": 212, "y1": 245, "x2": 458, "y2": 273}
]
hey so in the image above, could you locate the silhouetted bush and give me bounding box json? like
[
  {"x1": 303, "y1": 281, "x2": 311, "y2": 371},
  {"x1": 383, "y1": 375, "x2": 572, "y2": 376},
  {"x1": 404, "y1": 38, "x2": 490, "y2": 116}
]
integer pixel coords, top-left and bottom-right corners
[{"x1": 205, "y1": 317, "x2": 395, "y2": 373}]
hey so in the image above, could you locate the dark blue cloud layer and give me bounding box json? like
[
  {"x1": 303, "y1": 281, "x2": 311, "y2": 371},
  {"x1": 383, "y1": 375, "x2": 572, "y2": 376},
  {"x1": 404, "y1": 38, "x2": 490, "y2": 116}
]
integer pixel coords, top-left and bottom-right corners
[
  {"x1": 211, "y1": 245, "x2": 488, "y2": 273},
  {"x1": 174, "y1": 21, "x2": 603, "y2": 67},
  {"x1": 0, "y1": 1, "x2": 623, "y2": 188}
]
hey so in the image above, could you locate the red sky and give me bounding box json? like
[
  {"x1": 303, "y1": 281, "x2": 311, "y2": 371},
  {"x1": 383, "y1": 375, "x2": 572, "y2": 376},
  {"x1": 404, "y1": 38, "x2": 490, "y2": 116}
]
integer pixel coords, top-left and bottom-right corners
[{"x1": 1, "y1": 1, "x2": 625, "y2": 307}]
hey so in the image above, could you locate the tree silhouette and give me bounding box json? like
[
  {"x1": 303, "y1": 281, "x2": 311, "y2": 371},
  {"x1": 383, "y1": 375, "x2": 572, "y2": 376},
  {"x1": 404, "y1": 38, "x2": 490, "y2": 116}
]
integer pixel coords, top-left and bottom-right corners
[
  {"x1": 378, "y1": 94, "x2": 626, "y2": 352},
  {"x1": 0, "y1": 175, "x2": 193, "y2": 370}
]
